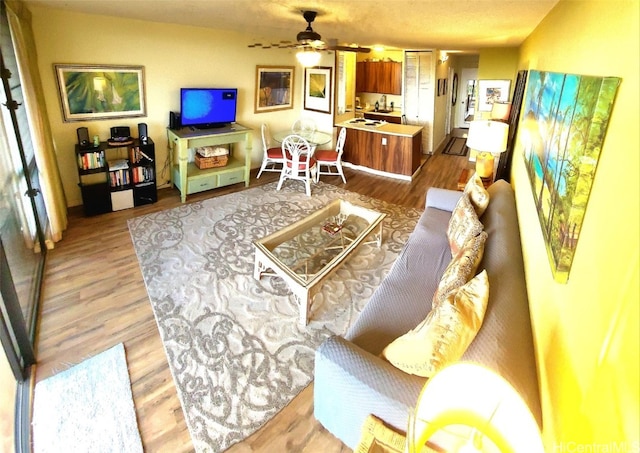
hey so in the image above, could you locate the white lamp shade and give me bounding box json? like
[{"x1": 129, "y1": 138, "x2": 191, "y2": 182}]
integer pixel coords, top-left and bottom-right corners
[
  {"x1": 491, "y1": 102, "x2": 512, "y2": 121},
  {"x1": 466, "y1": 120, "x2": 509, "y2": 154}
]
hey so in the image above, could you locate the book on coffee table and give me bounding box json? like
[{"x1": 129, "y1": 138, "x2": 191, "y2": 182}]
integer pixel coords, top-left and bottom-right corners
[{"x1": 322, "y1": 222, "x2": 343, "y2": 236}]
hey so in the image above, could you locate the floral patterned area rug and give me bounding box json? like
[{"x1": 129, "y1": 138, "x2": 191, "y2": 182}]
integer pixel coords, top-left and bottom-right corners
[{"x1": 127, "y1": 181, "x2": 420, "y2": 452}]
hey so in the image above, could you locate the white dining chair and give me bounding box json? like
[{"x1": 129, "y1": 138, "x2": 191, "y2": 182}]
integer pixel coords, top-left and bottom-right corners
[
  {"x1": 291, "y1": 118, "x2": 317, "y2": 135},
  {"x1": 314, "y1": 127, "x2": 347, "y2": 184},
  {"x1": 276, "y1": 135, "x2": 317, "y2": 197},
  {"x1": 257, "y1": 123, "x2": 285, "y2": 178}
]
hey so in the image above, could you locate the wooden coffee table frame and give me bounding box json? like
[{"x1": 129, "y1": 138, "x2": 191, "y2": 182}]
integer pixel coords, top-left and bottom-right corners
[{"x1": 253, "y1": 199, "x2": 386, "y2": 326}]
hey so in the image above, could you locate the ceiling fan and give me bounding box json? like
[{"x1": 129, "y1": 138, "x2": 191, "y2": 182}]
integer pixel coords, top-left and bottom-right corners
[{"x1": 248, "y1": 10, "x2": 370, "y2": 53}]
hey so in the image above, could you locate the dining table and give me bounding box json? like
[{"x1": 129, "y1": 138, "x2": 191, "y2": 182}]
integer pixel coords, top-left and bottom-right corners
[{"x1": 272, "y1": 130, "x2": 333, "y2": 151}]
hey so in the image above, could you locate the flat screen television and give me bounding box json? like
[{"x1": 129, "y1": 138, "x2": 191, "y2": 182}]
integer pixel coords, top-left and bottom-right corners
[{"x1": 180, "y1": 88, "x2": 237, "y2": 129}]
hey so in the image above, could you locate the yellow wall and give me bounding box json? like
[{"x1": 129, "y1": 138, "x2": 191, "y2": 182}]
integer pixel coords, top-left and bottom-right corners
[
  {"x1": 476, "y1": 48, "x2": 519, "y2": 120},
  {"x1": 513, "y1": 0, "x2": 639, "y2": 450},
  {"x1": 29, "y1": 7, "x2": 335, "y2": 207},
  {"x1": 477, "y1": 47, "x2": 519, "y2": 82}
]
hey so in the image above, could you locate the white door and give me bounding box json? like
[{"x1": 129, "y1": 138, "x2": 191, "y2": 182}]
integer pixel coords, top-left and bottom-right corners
[
  {"x1": 455, "y1": 68, "x2": 478, "y2": 128},
  {"x1": 404, "y1": 51, "x2": 434, "y2": 154}
]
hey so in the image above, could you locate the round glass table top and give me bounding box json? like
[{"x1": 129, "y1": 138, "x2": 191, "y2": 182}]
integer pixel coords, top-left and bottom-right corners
[{"x1": 272, "y1": 130, "x2": 333, "y2": 146}]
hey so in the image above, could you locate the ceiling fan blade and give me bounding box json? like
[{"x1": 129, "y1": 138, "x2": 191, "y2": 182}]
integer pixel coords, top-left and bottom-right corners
[{"x1": 327, "y1": 45, "x2": 371, "y2": 53}]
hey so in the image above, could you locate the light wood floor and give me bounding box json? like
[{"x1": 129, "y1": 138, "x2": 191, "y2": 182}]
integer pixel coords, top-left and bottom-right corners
[{"x1": 35, "y1": 135, "x2": 470, "y2": 452}]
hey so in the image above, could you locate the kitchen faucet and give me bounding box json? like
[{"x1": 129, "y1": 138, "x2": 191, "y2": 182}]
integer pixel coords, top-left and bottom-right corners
[{"x1": 380, "y1": 95, "x2": 387, "y2": 110}]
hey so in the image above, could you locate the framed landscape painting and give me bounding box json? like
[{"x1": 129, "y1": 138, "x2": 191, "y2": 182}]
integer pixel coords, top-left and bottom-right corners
[
  {"x1": 519, "y1": 70, "x2": 620, "y2": 283},
  {"x1": 304, "y1": 66, "x2": 332, "y2": 113},
  {"x1": 477, "y1": 79, "x2": 511, "y2": 111},
  {"x1": 54, "y1": 64, "x2": 146, "y2": 122},
  {"x1": 255, "y1": 65, "x2": 294, "y2": 113}
]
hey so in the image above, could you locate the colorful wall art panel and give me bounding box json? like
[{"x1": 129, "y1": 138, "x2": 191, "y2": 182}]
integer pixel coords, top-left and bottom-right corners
[{"x1": 519, "y1": 70, "x2": 620, "y2": 283}]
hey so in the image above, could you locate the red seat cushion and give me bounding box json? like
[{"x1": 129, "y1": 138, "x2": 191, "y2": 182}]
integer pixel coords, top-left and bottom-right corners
[
  {"x1": 266, "y1": 147, "x2": 283, "y2": 158},
  {"x1": 314, "y1": 150, "x2": 339, "y2": 162},
  {"x1": 286, "y1": 157, "x2": 317, "y2": 170}
]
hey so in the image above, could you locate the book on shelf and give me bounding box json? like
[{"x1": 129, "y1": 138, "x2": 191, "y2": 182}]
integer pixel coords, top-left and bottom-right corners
[
  {"x1": 78, "y1": 151, "x2": 104, "y2": 170},
  {"x1": 108, "y1": 159, "x2": 129, "y2": 171},
  {"x1": 109, "y1": 168, "x2": 130, "y2": 187},
  {"x1": 129, "y1": 146, "x2": 153, "y2": 164},
  {"x1": 132, "y1": 166, "x2": 154, "y2": 184}
]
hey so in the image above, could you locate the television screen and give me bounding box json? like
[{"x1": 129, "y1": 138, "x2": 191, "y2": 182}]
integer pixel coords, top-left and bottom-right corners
[{"x1": 180, "y1": 88, "x2": 237, "y2": 128}]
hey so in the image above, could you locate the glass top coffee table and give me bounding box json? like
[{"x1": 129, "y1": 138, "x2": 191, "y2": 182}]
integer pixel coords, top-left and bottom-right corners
[{"x1": 253, "y1": 199, "x2": 386, "y2": 326}]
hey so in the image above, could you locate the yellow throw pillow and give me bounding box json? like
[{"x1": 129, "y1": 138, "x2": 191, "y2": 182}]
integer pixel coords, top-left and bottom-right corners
[
  {"x1": 464, "y1": 171, "x2": 490, "y2": 216},
  {"x1": 434, "y1": 231, "x2": 487, "y2": 306},
  {"x1": 446, "y1": 194, "x2": 484, "y2": 256},
  {"x1": 381, "y1": 270, "x2": 490, "y2": 378}
]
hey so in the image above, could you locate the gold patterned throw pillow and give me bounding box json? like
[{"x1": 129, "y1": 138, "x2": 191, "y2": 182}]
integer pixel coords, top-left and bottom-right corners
[
  {"x1": 446, "y1": 194, "x2": 484, "y2": 256},
  {"x1": 464, "y1": 171, "x2": 490, "y2": 216},
  {"x1": 433, "y1": 231, "x2": 487, "y2": 306},
  {"x1": 381, "y1": 270, "x2": 490, "y2": 378}
]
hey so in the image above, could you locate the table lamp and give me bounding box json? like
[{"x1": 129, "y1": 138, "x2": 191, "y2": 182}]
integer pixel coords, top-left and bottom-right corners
[
  {"x1": 490, "y1": 102, "x2": 512, "y2": 122},
  {"x1": 407, "y1": 363, "x2": 544, "y2": 453},
  {"x1": 466, "y1": 120, "x2": 509, "y2": 181}
]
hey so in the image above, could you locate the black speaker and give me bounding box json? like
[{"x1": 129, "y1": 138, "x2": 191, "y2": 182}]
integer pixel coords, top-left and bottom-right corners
[
  {"x1": 138, "y1": 123, "x2": 148, "y2": 142},
  {"x1": 169, "y1": 111, "x2": 181, "y2": 129},
  {"x1": 76, "y1": 127, "x2": 90, "y2": 148}
]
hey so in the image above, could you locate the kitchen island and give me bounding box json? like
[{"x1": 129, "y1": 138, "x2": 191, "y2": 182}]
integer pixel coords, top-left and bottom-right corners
[{"x1": 337, "y1": 120, "x2": 423, "y2": 180}]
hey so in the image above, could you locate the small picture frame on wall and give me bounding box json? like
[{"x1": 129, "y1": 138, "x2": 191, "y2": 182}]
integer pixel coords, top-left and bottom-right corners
[
  {"x1": 255, "y1": 65, "x2": 295, "y2": 113},
  {"x1": 54, "y1": 64, "x2": 146, "y2": 122},
  {"x1": 304, "y1": 66, "x2": 332, "y2": 113},
  {"x1": 477, "y1": 79, "x2": 511, "y2": 111}
]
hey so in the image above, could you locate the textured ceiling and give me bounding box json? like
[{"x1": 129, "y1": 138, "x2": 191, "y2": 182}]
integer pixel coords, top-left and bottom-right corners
[{"x1": 24, "y1": 0, "x2": 559, "y2": 51}]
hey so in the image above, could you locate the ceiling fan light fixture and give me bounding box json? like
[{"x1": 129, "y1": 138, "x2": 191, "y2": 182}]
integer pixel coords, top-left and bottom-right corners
[
  {"x1": 296, "y1": 29, "x2": 322, "y2": 45},
  {"x1": 296, "y1": 47, "x2": 321, "y2": 66}
]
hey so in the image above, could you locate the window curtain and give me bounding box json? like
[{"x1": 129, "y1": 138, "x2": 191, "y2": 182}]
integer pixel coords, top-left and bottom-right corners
[{"x1": 5, "y1": 0, "x2": 67, "y2": 243}]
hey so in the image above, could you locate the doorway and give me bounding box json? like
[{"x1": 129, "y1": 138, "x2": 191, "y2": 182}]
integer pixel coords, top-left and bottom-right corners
[{"x1": 455, "y1": 68, "x2": 478, "y2": 128}]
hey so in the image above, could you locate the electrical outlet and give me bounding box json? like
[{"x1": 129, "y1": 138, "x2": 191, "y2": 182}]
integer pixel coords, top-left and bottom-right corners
[{"x1": 381, "y1": 137, "x2": 387, "y2": 146}]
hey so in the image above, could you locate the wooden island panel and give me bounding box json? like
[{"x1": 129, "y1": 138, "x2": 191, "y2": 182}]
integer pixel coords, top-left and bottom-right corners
[{"x1": 341, "y1": 123, "x2": 422, "y2": 179}]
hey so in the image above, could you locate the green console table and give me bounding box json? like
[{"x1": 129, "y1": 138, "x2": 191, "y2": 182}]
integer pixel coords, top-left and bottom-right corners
[{"x1": 167, "y1": 123, "x2": 253, "y2": 203}]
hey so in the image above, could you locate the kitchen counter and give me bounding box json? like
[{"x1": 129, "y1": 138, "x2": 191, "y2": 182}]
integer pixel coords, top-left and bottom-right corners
[
  {"x1": 356, "y1": 107, "x2": 402, "y2": 117},
  {"x1": 337, "y1": 120, "x2": 423, "y2": 180},
  {"x1": 356, "y1": 108, "x2": 403, "y2": 124},
  {"x1": 338, "y1": 119, "x2": 422, "y2": 137}
]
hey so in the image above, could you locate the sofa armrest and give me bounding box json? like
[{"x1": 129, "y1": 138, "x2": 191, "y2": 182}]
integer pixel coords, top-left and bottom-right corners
[
  {"x1": 425, "y1": 187, "x2": 462, "y2": 212},
  {"x1": 314, "y1": 336, "x2": 425, "y2": 449}
]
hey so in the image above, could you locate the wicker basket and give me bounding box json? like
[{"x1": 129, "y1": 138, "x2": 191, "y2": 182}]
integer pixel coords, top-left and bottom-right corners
[{"x1": 195, "y1": 153, "x2": 229, "y2": 169}]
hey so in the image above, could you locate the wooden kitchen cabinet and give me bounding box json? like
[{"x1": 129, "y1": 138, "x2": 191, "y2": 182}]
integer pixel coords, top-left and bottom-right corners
[
  {"x1": 356, "y1": 61, "x2": 402, "y2": 95},
  {"x1": 377, "y1": 62, "x2": 402, "y2": 95},
  {"x1": 356, "y1": 62, "x2": 369, "y2": 93}
]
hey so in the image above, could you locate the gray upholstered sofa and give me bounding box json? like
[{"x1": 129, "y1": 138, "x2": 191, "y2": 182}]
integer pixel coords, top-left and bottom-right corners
[{"x1": 313, "y1": 180, "x2": 542, "y2": 448}]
